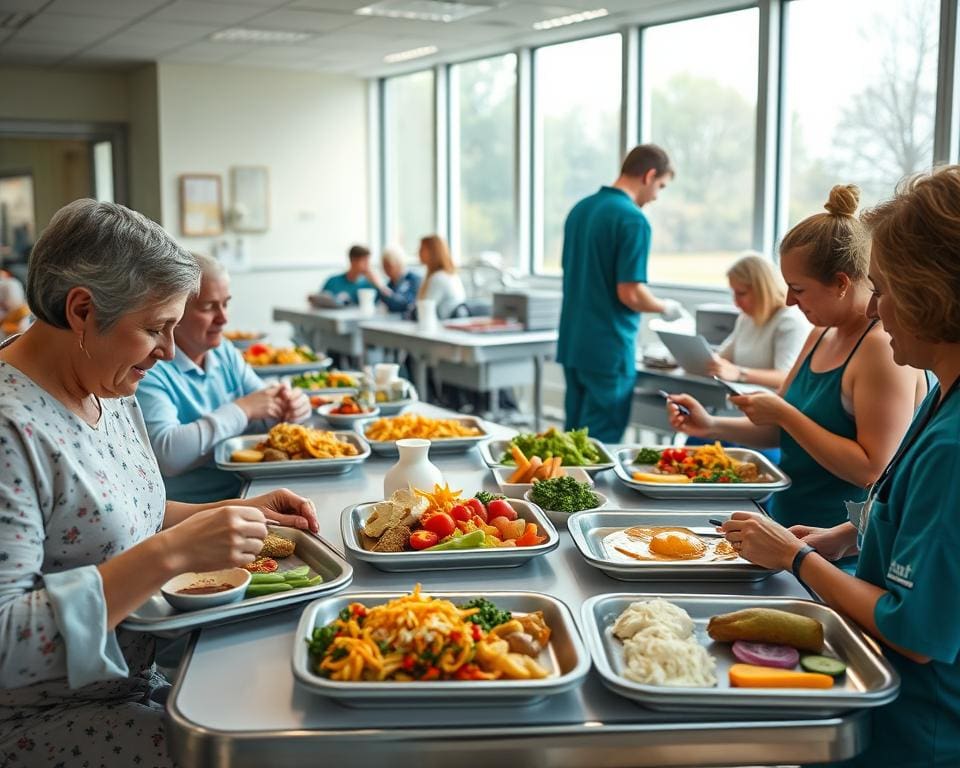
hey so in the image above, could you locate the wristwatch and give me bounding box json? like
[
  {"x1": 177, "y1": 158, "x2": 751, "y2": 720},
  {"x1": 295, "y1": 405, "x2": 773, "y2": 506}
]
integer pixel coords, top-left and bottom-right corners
[
  {"x1": 737, "y1": 367, "x2": 749, "y2": 383},
  {"x1": 791, "y1": 544, "x2": 816, "y2": 582}
]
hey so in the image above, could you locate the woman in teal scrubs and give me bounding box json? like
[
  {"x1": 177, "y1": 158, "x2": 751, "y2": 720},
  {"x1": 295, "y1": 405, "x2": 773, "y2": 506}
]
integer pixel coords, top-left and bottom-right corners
[
  {"x1": 724, "y1": 166, "x2": 960, "y2": 767},
  {"x1": 668, "y1": 185, "x2": 927, "y2": 546}
]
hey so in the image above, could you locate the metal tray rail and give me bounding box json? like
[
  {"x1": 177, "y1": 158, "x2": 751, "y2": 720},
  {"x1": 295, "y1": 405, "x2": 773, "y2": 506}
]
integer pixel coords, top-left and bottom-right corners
[
  {"x1": 567, "y1": 510, "x2": 777, "y2": 582},
  {"x1": 251, "y1": 357, "x2": 333, "y2": 377},
  {"x1": 292, "y1": 590, "x2": 591, "y2": 706},
  {"x1": 342, "y1": 498, "x2": 559, "y2": 572},
  {"x1": 581, "y1": 593, "x2": 899, "y2": 716},
  {"x1": 612, "y1": 446, "x2": 791, "y2": 500},
  {"x1": 122, "y1": 527, "x2": 354, "y2": 634},
  {"x1": 215, "y1": 431, "x2": 371, "y2": 479},
  {"x1": 479, "y1": 437, "x2": 616, "y2": 475},
  {"x1": 355, "y1": 414, "x2": 490, "y2": 456}
]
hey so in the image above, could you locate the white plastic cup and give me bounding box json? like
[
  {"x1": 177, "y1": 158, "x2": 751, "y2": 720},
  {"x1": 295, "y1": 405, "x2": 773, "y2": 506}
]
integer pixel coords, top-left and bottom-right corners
[
  {"x1": 374, "y1": 363, "x2": 400, "y2": 387},
  {"x1": 358, "y1": 288, "x2": 377, "y2": 316},
  {"x1": 418, "y1": 299, "x2": 438, "y2": 333}
]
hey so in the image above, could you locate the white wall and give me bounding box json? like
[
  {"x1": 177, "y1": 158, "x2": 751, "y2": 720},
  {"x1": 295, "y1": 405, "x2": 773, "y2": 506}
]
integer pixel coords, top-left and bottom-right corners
[{"x1": 155, "y1": 63, "x2": 369, "y2": 336}]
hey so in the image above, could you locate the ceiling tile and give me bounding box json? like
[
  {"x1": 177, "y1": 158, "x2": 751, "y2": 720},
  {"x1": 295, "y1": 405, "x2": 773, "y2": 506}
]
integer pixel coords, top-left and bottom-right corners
[
  {"x1": 149, "y1": 0, "x2": 265, "y2": 25},
  {"x1": 289, "y1": 0, "x2": 377, "y2": 11},
  {"x1": 200, "y1": 0, "x2": 290, "y2": 6},
  {"x1": 162, "y1": 40, "x2": 256, "y2": 63},
  {"x1": 0, "y1": 39, "x2": 78, "y2": 62},
  {"x1": 0, "y1": 0, "x2": 47, "y2": 11},
  {"x1": 112, "y1": 19, "x2": 221, "y2": 46},
  {"x1": 252, "y1": 8, "x2": 361, "y2": 33},
  {"x1": 14, "y1": 12, "x2": 131, "y2": 44},
  {"x1": 44, "y1": 0, "x2": 167, "y2": 18}
]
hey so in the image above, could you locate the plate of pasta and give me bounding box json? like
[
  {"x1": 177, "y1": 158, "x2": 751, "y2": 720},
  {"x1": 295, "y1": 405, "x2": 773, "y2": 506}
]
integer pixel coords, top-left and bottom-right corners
[
  {"x1": 355, "y1": 413, "x2": 489, "y2": 455},
  {"x1": 292, "y1": 586, "x2": 590, "y2": 706},
  {"x1": 613, "y1": 444, "x2": 791, "y2": 500},
  {"x1": 215, "y1": 423, "x2": 371, "y2": 478}
]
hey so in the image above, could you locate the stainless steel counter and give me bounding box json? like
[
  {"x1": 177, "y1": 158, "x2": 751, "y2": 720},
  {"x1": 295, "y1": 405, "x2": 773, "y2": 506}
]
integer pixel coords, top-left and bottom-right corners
[{"x1": 166, "y1": 406, "x2": 868, "y2": 767}]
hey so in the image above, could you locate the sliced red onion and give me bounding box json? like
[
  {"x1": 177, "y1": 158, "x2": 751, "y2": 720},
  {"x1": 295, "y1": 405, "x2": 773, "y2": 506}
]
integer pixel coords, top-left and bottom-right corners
[{"x1": 731, "y1": 640, "x2": 800, "y2": 669}]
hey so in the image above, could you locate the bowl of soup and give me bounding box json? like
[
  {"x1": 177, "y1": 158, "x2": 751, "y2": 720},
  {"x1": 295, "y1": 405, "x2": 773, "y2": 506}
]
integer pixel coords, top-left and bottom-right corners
[{"x1": 160, "y1": 568, "x2": 251, "y2": 612}]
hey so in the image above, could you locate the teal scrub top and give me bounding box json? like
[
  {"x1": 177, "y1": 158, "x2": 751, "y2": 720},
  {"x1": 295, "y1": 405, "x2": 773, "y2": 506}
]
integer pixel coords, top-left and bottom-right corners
[
  {"x1": 322, "y1": 273, "x2": 373, "y2": 305},
  {"x1": 556, "y1": 186, "x2": 650, "y2": 375},
  {"x1": 772, "y1": 325, "x2": 875, "y2": 531},
  {"x1": 841, "y1": 382, "x2": 960, "y2": 767}
]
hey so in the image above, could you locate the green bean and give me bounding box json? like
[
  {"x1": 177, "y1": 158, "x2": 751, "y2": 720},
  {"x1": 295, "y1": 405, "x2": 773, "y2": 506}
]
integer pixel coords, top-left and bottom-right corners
[
  {"x1": 249, "y1": 572, "x2": 285, "y2": 584},
  {"x1": 281, "y1": 566, "x2": 310, "y2": 581},
  {"x1": 245, "y1": 582, "x2": 293, "y2": 598}
]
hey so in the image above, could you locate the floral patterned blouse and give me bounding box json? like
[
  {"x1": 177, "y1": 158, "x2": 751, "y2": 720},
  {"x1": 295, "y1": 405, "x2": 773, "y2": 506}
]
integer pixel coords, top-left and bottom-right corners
[{"x1": 0, "y1": 361, "x2": 166, "y2": 712}]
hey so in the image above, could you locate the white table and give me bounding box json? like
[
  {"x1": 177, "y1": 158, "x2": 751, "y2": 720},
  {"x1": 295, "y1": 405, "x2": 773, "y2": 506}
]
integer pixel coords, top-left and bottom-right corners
[
  {"x1": 360, "y1": 319, "x2": 558, "y2": 430},
  {"x1": 165, "y1": 406, "x2": 868, "y2": 768}
]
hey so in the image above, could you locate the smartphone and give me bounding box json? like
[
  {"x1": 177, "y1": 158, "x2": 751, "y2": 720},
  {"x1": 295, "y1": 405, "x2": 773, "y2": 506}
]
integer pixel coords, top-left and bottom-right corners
[{"x1": 712, "y1": 376, "x2": 751, "y2": 397}]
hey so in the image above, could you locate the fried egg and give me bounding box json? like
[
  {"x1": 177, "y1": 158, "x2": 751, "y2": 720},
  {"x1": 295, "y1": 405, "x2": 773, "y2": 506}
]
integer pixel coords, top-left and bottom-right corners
[{"x1": 603, "y1": 526, "x2": 738, "y2": 563}]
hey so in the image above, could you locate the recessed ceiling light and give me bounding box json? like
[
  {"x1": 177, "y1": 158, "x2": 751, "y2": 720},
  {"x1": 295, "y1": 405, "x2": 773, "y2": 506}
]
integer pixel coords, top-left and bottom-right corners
[
  {"x1": 209, "y1": 28, "x2": 313, "y2": 44},
  {"x1": 532, "y1": 8, "x2": 608, "y2": 30},
  {"x1": 357, "y1": 0, "x2": 490, "y2": 24},
  {"x1": 383, "y1": 45, "x2": 439, "y2": 63}
]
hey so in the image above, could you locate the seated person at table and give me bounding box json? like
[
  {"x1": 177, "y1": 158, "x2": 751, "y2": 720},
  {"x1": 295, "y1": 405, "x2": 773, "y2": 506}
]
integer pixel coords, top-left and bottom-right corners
[
  {"x1": 417, "y1": 235, "x2": 466, "y2": 320},
  {"x1": 137, "y1": 253, "x2": 311, "y2": 504},
  {"x1": 667, "y1": 185, "x2": 927, "y2": 566},
  {"x1": 708, "y1": 252, "x2": 809, "y2": 390},
  {"x1": 365, "y1": 245, "x2": 421, "y2": 316},
  {"x1": 308, "y1": 244, "x2": 374, "y2": 307},
  {"x1": 0, "y1": 199, "x2": 317, "y2": 768}
]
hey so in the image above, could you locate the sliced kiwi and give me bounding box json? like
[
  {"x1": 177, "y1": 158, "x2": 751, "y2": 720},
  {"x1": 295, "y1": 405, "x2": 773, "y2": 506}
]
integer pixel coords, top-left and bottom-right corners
[{"x1": 800, "y1": 654, "x2": 847, "y2": 677}]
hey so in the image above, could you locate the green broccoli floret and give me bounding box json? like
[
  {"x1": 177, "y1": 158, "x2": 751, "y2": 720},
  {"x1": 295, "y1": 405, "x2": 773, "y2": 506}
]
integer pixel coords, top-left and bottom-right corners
[
  {"x1": 459, "y1": 597, "x2": 512, "y2": 632},
  {"x1": 474, "y1": 490, "x2": 505, "y2": 506},
  {"x1": 529, "y1": 475, "x2": 600, "y2": 514}
]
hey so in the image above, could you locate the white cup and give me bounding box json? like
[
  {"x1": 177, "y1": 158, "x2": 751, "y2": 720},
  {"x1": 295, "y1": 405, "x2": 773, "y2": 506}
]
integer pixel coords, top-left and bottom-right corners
[
  {"x1": 418, "y1": 299, "x2": 438, "y2": 333},
  {"x1": 374, "y1": 362, "x2": 400, "y2": 387},
  {"x1": 358, "y1": 288, "x2": 376, "y2": 316}
]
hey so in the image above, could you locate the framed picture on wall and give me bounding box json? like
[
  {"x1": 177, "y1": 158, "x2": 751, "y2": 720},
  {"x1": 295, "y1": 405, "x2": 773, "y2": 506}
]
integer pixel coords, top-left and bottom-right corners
[
  {"x1": 230, "y1": 165, "x2": 269, "y2": 232},
  {"x1": 179, "y1": 174, "x2": 223, "y2": 236}
]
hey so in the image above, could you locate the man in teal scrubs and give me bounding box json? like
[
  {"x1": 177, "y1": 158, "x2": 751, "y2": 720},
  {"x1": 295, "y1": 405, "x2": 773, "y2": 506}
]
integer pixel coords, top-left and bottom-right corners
[
  {"x1": 308, "y1": 244, "x2": 375, "y2": 307},
  {"x1": 557, "y1": 144, "x2": 682, "y2": 443}
]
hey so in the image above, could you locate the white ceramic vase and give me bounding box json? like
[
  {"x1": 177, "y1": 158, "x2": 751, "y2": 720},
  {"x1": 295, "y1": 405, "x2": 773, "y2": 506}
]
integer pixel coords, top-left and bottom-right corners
[{"x1": 383, "y1": 438, "x2": 443, "y2": 498}]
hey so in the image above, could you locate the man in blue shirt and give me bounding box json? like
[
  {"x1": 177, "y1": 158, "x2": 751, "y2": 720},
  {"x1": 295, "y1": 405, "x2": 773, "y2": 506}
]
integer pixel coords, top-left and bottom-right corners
[
  {"x1": 557, "y1": 144, "x2": 683, "y2": 443},
  {"x1": 308, "y1": 244, "x2": 375, "y2": 307},
  {"x1": 137, "y1": 255, "x2": 311, "y2": 503},
  {"x1": 364, "y1": 246, "x2": 421, "y2": 317}
]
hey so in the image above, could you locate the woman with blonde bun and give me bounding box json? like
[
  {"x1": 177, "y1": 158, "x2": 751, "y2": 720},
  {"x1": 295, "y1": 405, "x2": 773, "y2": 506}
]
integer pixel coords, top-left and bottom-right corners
[{"x1": 667, "y1": 185, "x2": 927, "y2": 567}]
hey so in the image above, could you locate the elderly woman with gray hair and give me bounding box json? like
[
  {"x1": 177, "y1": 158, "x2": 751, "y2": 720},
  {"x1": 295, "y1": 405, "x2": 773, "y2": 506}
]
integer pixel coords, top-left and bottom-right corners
[{"x1": 0, "y1": 200, "x2": 317, "y2": 767}]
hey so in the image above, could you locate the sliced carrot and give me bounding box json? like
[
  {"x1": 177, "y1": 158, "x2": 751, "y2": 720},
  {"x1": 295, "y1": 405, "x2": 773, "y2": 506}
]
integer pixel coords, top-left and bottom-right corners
[
  {"x1": 728, "y1": 664, "x2": 834, "y2": 689},
  {"x1": 507, "y1": 464, "x2": 527, "y2": 483},
  {"x1": 510, "y1": 444, "x2": 530, "y2": 470},
  {"x1": 518, "y1": 456, "x2": 543, "y2": 483}
]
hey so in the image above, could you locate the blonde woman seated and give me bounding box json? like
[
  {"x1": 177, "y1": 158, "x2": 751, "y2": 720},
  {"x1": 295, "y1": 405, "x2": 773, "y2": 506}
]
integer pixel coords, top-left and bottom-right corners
[
  {"x1": 417, "y1": 235, "x2": 466, "y2": 320},
  {"x1": 708, "y1": 253, "x2": 810, "y2": 389}
]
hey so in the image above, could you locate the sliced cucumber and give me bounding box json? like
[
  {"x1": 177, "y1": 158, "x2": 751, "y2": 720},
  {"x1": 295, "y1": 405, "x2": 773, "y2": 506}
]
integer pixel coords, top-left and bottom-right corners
[{"x1": 800, "y1": 655, "x2": 847, "y2": 677}]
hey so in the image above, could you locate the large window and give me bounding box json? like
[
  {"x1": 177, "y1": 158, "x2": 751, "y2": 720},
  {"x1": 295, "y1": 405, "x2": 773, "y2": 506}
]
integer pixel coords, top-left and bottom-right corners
[
  {"x1": 783, "y1": 0, "x2": 939, "y2": 227},
  {"x1": 534, "y1": 34, "x2": 622, "y2": 274},
  {"x1": 450, "y1": 54, "x2": 517, "y2": 268},
  {"x1": 644, "y1": 9, "x2": 759, "y2": 286},
  {"x1": 384, "y1": 70, "x2": 436, "y2": 258}
]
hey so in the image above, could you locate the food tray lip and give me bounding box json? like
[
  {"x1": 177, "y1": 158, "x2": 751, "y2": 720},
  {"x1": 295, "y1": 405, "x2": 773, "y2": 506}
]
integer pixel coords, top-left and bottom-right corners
[
  {"x1": 249, "y1": 357, "x2": 333, "y2": 376},
  {"x1": 292, "y1": 589, "x2": 591, "y2": 699},
  {"x1": 612, "y1": 445, "x2": 791, "y2": 499},
  {"x1": 121, "y1": 527, "x2": 354, "y2": 633},
  {"x1": 478, "y1": 436, "x2": 616, "y2": 473},
  {"x1": 580, "y1": 592, "x2": 900, "y2": 712},
  {"x1": 566, "y1": 509, "x2": 778, "y2": 580},
  {"x1": 214, "y1": 431, "x2": 371, "y2": 475},
  {"x1": 353, "y1": 414, "x2": 491, "y2": 452},
  {"x1": 341, "y1": 497, "x2": 559, "y2": 570}
]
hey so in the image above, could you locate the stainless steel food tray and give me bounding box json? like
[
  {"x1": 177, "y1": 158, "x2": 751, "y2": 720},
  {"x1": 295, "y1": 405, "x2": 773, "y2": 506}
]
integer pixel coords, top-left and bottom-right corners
[
  {"x1": 581, "y1": 593, "x2": 899, "y2": 716},
  {"x1": 292, "y1": 590, "x2": 590, "y2": 706},
  {"x1": 250, "y1": 357, "x2": 333, "y2": 376},
  {"x1": 567, "y1": 510, "x2": 777, "y2": 582},
  {"x1": 613, "y1": 446, "x2": 791, "y2": 500},
  {"x1": 479, "y1": 437, "x2": 615, "y2": 474},
  {"x1": 354, "y1": 414, "x2": 490, "y2": 456},
  {"x1": 342, "y1": 498, "x2": 559, "y2": 571},
  {"x1": 215, "y1": 431, "x2": 370, "y2": 478},
  {"x1": 122, "y1": 527, "x2": 353, "y2": 634}
]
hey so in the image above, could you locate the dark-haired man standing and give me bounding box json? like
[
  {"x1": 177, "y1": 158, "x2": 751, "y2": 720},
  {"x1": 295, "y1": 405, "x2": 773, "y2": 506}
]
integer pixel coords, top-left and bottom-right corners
[{"x1": 557, "y1": 144, "x2": 682, "y2": 443}]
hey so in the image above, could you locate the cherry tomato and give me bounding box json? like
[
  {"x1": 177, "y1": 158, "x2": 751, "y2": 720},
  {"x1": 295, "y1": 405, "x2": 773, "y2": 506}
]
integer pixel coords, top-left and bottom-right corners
[
  {"x1": 248, "y1": 343, "x2": 269, "y2": 356},
  {"x1": 449, "y1": 504, "x2": 471, "y2": 522},
  {"x1": 409, "y1": 530, "x2": 439, "y2": 550},
  {"x1": 486, "y1": 499, "x2": 516, "y2": 521},
  {"x1": 422, "y1": 512, "x2": 456, "y2": 539},
  {"x1": 465, "y1": 498, "x2": 487, "y2": 522}
]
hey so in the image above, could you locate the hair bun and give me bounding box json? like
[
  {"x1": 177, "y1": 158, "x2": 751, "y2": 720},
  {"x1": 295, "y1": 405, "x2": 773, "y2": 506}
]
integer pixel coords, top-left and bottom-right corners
[{"x1": 824, "y1": 184, "x2": 861, "y2": 217}]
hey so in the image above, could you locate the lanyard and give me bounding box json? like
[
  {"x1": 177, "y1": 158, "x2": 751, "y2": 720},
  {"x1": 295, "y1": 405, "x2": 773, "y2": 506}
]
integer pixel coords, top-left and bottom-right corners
[{"x1": 872, "y1": 374, "x2": 960, "y2": 504}]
